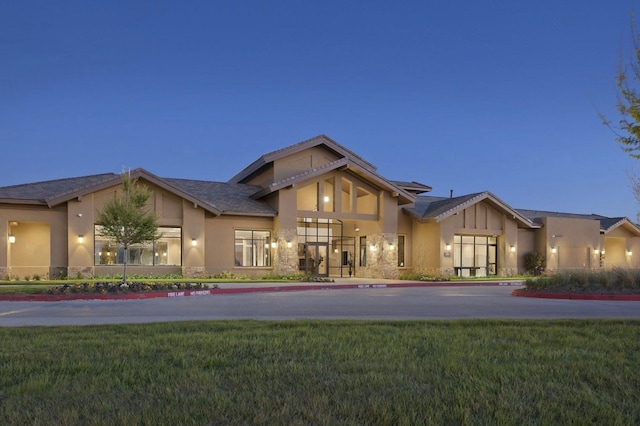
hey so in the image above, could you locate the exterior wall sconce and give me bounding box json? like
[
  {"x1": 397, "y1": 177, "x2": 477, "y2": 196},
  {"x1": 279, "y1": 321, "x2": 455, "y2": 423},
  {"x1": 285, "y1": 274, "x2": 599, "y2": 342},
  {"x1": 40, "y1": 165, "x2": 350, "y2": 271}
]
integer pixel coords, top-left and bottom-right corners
[
  {"x1": 287, "y1": 241, "x2": 292, "y2": 248},
  {"x1": 551, "y1": 247, "x2": 557, "y2": 254},
  {"x1": 323, "y1": 196, "x2": 330, "y2": 203},
  {"x1": 78, "y1": 235, "x2": 84, "y2": 244},
  {"x1": 510, "y1": 245, "x2": 516, "y2": 253},
  {"x1": 445, "y1": 244, "x2": 452, "y2": 251},
  {"x1": 8, "y1": 234, "x2": 15, "y2": 244},
  {"x1": 388, "y1": 242, "x2": 395, "y2": 250},
  {"x1": 191, "y1": 238, "x2": 197, "y2": 247},
  {"x1": 271, "y1": 241, "x2": 277, "y2": 248},
  {"x1": 601, "y1": 250, "x2": 605, "y2": 255},
  {"x1": 627, "y1": 250, "x2": 633, "y2": 256},
  {"x1": 370, "y1": 244, "x2": 377, "y2": 252},
  {"x1": 594, "y1": 249, "x2": 600, "y2": 255}
]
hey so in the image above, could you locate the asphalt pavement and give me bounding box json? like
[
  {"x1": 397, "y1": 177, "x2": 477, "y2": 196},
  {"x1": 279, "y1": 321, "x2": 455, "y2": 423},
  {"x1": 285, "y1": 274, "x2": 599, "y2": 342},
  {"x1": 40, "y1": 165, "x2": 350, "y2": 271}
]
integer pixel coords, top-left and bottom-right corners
[{"x1": 1, "y1": 279, "x2": 639, "y2": 326}]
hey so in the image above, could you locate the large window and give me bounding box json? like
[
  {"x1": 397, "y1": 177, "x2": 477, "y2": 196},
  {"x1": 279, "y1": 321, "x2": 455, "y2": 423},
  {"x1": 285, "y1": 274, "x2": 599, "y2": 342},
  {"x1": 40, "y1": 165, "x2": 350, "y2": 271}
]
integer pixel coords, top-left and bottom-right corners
[
  {"x1": 453, "y1": 235, "x2": 497, "y2": 277},
  {"x1": 94, "y1": 226, "x2": 182, "y2": 266},
  {"x1": 398, "y1": 235, "x2": 405, "y2": 267},
  {"x1": 234, "y1": 230, "x2": 272, "y2": 267},
  {"x1": 359, "y1": 236, "x2": 367, "y2": 267}
]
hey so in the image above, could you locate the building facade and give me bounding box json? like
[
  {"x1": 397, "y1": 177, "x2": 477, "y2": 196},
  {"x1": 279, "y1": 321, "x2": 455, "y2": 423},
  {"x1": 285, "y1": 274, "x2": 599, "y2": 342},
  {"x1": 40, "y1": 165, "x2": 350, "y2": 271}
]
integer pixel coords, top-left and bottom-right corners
[{"x1": 2, "y1": 135, "x2": 639, "y2": 280}]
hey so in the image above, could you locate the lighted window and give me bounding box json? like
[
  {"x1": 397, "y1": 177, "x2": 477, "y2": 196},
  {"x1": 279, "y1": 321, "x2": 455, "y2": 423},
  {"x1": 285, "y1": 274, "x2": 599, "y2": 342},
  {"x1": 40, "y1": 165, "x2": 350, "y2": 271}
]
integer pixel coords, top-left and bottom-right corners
[
  {"x1": 359, "y1": 236, "x2": 367, "y2": 267},
  {"x1": 297, "y1": 183, "x2": 318, "y2": 211},
  {"x1": 234, "y1": 230, "x2": 271, "y2": 267},
  {"x1": 323, "y1": 177, "x2": 335, "y2": 212},
  {"x1": 398, "y1": 235, "x2": 405, "y2": 267},
  {"x1": 94, "y1": 226, "x2": 181, "y2": 266}
]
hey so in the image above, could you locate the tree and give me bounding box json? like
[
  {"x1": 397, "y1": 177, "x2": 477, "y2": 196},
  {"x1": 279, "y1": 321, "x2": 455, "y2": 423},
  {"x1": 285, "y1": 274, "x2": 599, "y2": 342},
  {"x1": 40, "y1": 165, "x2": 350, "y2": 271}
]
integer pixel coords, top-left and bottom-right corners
[
  {"x1": 95, "y1": 172, "x2": 160, "y2": 283},
  {"x1": 604, "y1": 14, "x2": 640, "y2": 158}
]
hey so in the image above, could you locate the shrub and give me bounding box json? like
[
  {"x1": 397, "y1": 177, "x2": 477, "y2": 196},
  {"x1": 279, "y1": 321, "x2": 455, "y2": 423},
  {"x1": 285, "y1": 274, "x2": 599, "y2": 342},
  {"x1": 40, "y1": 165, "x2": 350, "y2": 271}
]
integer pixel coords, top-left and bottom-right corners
[{"x1": 524, "y1": 252, "x2": 545, "y2": 275}]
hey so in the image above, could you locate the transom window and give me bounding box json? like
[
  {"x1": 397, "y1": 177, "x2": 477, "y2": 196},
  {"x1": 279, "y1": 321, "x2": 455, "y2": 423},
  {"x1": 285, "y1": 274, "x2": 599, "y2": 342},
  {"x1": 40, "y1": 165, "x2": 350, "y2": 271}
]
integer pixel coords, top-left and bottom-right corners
[
  {"x1": 94, "y1": 226, "x2": 182, "y2": 266},
  {"x1": 234, "y1": 230, "x2": 272, "y2": 267}
]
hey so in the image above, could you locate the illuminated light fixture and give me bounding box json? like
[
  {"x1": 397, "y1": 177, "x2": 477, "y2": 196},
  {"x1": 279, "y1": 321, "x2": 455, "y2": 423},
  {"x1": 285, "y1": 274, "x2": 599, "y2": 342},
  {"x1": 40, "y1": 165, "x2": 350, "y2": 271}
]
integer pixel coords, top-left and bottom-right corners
[
  {"x1": 389, "y1": 243, "x2": 395, "y2": 250},
  {"x1": 594, "y1": 249, "x2": 600, "y2": 255},
  {"x1": 191, "y1": 238, "x2": 197, "y2": 247},
  {"x1": 287, "y1": 241, "x2": 292, "y2": 248},
  {"x1": 551, "y1": 247, "x2": 557, "y2": 254},
  {"x1": 8, "y1": 234, "x2": 15, "y2": 244},
  {"x1": 370, "y1": 244, "x2": 377, "y2": 251},
  {"x1": 271, "y1": 241, "x2": 277, "y2": 248},
  {"x1": 445, "y1": 244, "x2": 452, "y2": 251},
  {"x1": 601, "y1": 250, "x2": 605, "y2": 255},
  {"x1": 78, "y1": 235, "x2": 84, "y2": 244},
  {"x1": 628, "y1": 250, "x2": 633, "y2": 256},
  {"x1": 323, "y1": 195, "x2": 330, "y2": 203},
  {"x1": 510, "y1": 245, "x2": 516, "y2": 253}
]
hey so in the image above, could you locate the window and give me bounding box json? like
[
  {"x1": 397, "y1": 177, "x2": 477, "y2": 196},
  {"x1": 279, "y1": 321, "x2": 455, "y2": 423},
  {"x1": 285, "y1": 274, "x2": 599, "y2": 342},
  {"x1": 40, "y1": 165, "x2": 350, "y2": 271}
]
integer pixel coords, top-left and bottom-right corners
[
  {"x1": 398, "y1": 235, "x2": 405, "y2": 267},
  {"x1": 359, "y1": 236, "x2": 367, "y2": 267},
  {"x1": 94, "y1": 226, "x2": 181, "y2": 266},
  {"x1": 323, "y1": 177, "x2": 335, "y2": 212},
  {"x1": 234, "y1": 230, "x2": 271, "y2": 267},
  {"x1": 453, "y1": 235, "x2": 497, "y2": 277}
]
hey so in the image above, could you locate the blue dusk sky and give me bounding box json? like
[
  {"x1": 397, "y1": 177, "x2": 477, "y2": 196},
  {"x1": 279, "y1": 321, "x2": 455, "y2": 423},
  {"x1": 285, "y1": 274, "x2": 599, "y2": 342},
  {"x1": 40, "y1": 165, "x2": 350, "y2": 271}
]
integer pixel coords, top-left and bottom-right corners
[{"x1": 2, "y1": 1, "x2": 640, "y2": 220}]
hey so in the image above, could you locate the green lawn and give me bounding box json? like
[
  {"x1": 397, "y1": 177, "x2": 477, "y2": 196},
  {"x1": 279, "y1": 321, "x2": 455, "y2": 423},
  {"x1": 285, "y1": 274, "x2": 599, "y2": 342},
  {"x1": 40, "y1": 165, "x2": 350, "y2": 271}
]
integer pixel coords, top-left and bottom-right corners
[{"x1": 1, "y1": 320, "x2": 639, "y2": 425}]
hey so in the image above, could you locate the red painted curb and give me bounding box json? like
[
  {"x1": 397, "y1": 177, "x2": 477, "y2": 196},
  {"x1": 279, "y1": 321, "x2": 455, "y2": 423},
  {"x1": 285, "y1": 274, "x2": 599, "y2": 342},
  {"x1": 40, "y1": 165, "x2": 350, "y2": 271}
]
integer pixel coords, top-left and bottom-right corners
[
  {"x1": 511, "y1": 288, "x2": 640, "y2": 301},
  {"x1": 0, "y1": 281, "x2": 524, "y2": 302}
]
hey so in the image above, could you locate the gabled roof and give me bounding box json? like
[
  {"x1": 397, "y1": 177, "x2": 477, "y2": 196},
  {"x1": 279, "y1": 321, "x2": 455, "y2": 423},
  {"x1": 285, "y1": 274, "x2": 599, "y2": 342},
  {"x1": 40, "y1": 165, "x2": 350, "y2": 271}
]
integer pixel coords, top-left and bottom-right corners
[
  {"x1": 517, "y1": 209, "x2": 640, "y2": 235},
  {"x1": 0, "y1": 173, "x2": 118, "y2": 207},
  {"x1": 405, "y1": 192, "x2": 538, "y2": 228},
  {"x1": 0, "y1": 169, "x2": 277, "y2": 217},
  {"x1": 228, "y1": 134, "x2": 378, "y2": 184},
  {"x1": 249, "y1": 157, "x2": 416, "y2": 205}
]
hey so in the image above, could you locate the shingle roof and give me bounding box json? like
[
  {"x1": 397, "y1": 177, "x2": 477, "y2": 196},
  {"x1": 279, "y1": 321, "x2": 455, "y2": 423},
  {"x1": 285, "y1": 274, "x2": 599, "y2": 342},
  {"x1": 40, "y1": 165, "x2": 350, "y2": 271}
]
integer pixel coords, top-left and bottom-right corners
[
  {"x1": 0, "y1": 173, "x2": 118, "y2": 205},
  {"x1": 163, "y1": 178, "x2": 277, "y2": 216},
  {"x1": 390, "y1": 180, "x2": 432, "y2": 194},
  {"x1": 517, "y1": 208, "x2": 639, "y2": 233},
  {"x1": 404, "y1": 192, "x2": 537, "y2": 227},
  {"x1": 228, "y1": 134, "x2": 378, "y2": 184},
  {"x1": 0, "y1": 171, "x2": 276, "y2": 217},
  {"x1": 405, "y1": 193, "x2": 483, "y2": 219}
]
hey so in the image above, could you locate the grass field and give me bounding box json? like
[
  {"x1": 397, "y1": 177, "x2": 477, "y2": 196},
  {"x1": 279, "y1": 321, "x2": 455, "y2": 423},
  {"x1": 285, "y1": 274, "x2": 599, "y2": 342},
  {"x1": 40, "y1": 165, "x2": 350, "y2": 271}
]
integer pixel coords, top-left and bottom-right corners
[{"x1": 1, "y1": 320, "x2": 639, "y2": 425}]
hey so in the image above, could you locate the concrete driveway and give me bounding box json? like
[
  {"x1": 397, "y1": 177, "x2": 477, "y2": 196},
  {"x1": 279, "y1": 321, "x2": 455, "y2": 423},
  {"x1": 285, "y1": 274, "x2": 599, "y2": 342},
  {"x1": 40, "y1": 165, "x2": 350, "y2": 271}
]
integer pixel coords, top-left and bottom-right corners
[{"x1": 1, "y1": 283, "x2": 639, "y2": 326}]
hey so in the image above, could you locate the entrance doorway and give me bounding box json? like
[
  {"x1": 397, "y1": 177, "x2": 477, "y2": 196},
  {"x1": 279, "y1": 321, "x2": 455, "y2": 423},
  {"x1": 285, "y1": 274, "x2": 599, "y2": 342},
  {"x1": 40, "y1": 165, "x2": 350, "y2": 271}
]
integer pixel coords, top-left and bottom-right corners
[
  {"x1": 300, "y1": 243, "x2": 328, "y2": 276},
  {"x1": 297, "y1": 218, "x2": 354, "y2": 277}
]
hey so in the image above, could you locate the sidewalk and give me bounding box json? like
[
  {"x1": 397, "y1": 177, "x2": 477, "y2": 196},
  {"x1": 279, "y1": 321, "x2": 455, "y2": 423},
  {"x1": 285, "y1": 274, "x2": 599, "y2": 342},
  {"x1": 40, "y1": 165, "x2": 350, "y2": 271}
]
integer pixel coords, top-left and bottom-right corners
[{"x1": 0, "y1": 278, "x2": 525, "y2": 302}]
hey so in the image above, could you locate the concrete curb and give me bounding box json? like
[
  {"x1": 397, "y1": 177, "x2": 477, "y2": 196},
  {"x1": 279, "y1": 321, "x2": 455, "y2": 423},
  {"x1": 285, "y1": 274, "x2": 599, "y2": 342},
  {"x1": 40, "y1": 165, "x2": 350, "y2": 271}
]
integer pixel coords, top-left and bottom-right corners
[
  {"x1": 511, "y1": 288, "x2": 640, "y2": 301},
  {"x1": 0, "y1": 281, "x2": 525, "y2": 302}
]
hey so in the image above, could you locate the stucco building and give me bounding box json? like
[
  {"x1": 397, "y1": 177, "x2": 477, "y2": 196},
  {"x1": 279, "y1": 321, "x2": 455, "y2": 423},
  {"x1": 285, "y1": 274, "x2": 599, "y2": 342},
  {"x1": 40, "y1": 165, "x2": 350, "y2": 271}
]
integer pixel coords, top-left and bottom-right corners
[{"x1": 2, "y1": 135, "x2": 639, "y2": 280}]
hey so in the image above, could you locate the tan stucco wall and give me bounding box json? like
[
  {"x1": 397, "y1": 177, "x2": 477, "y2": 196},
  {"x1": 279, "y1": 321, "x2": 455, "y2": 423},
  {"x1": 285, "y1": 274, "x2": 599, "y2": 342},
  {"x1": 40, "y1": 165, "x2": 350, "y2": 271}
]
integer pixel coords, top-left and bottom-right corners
[
  {"x1": 603, "y1": 225, "x2": 640, "y2": 268},
  {"x1": 540, "y1": 217, "x2": 600, "y2": 271},
  {"x1": 516, "y1": 229, "x2": 536, "y2": 273},
  {"x1": 1, "y1": 205, "x2": 67, "y2": 279},
  {"x1": 273, "y1": 146, "x2": 341, "y2": 183},
  {"x1": 204, "y1": 215, "x2": 275, "y2": 278}
]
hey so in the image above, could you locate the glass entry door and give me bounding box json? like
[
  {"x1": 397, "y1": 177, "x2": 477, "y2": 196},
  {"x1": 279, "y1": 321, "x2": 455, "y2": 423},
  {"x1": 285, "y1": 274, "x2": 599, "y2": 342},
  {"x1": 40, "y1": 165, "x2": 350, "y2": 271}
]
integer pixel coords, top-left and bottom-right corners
[{"x1": 300, "y1": 243, "x2": 328, "y2": 276}]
